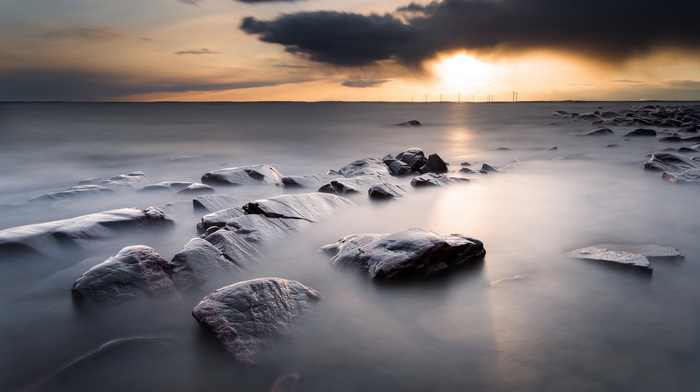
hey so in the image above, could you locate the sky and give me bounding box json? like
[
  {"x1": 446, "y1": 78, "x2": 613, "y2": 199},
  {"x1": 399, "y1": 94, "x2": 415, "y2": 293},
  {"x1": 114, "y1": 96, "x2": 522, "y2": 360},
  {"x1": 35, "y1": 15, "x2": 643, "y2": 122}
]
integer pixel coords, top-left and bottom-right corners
[{"x1": 2, "y1": 0, "x2": 700, "y2": 102}]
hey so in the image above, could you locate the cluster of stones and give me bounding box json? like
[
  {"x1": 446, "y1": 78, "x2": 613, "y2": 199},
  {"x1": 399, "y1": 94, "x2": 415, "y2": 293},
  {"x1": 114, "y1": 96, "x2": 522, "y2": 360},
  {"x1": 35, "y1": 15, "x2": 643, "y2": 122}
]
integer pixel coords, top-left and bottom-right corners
[{"x1": 552, "y1": 104, "x2": 700, "y2": 130}]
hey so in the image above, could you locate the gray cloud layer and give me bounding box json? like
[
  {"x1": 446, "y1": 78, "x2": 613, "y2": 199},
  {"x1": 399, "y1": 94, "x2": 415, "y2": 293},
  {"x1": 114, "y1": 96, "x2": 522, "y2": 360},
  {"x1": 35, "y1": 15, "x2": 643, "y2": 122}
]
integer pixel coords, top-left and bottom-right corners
[{"x1": 241, "y1": 0, "x2": 700, "y2": 68}]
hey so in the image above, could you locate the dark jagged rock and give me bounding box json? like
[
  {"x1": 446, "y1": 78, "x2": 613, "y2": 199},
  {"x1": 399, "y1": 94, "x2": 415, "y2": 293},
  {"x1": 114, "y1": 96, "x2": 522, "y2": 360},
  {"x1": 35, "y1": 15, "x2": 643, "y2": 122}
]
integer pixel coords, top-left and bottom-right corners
[
  {"x1": 28, "y1": 185, "x2": 115, "y2": 203},
  {"x1": 547, "y1": 146, "x2": 559, "y2": 151},
  {"x1": 395, "y1": 148, "x2": 427, "y2": 171},
  {"x1": 387, "y1": 160, "x2": 413, "y2": 176},
  {"x1": 224, "y1": 214, "x2": 310, "y2": 246},
  {"x1": 175, "y1": 183, "x2": 215, "y2": 196},
  {"x1": 581, "y1": 128, "x2": 613, "y2": 136},
  {"x1": 320, "y1": 228, "x2": 486, "y2": 280},
  {"x1": 459, "y1": 167, "x2": 476, "y2": 174},
  {"x1": 411, "y1": 173, "x2": 467, "y2": 187},
  {"x1": 201, "y1": 165, "x2": 283, "y2": 186},
  {"x1": 281, "y1": 174, "x2": 335, "y2": 188},
  {"x1": 198, "y1": 207, "x2": 246, "y2": 233},
  {"x1": 397, "y1": 120, "x2": 421, "y2": 126},
  {"x1": 243, "y1": 193, "x2": 355, "y2": 222},
  {"x1": 170, "y1": 238, "x2": 242, "y2": 291},
  {"x1": 479, "y1": 163, "x2": 500, "y2": 173},
  {"x1": 624, "y1": 129, "x2": 657, "y2": 137},
  {"x1": 71, "y1": 245, "x2": 178, "y2": 306},
  {"x1": 192, "y1": 277, "x2": 321, "y2": 365},
  {"x1": 0, "y1": 207, "x2": 173, "y2": 256},
  {"x1": 193, "y1": 194, "x2": 239, "y2": 212},
  {"x1": 368, "y1": 183, "x2": 409, "y2": 200},
  {"x1": 460, "y1": 162, "x2": 472, "y2": 166},
  {"x1": 420, "y1": 153, "x2": 449, "y2": 174}
]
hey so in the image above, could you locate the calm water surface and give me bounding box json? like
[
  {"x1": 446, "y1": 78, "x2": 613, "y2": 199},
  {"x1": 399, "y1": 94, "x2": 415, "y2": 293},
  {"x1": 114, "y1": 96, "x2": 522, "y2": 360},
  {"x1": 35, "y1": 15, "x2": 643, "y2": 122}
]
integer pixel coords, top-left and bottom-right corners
[{"x1": 1, "y1": 102, "x2": 700, "y2": 391}]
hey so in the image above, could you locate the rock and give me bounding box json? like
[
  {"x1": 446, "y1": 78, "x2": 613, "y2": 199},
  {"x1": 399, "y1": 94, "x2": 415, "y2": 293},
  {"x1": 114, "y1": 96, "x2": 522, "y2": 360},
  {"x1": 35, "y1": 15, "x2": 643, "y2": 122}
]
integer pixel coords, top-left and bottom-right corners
[
  {"x1": 0, "y1": 207, "x2": 173, "y2": 256},
  {"x1": 662, "y1": 168, "x2": 700, "y2": 184},
  {"x1": 193, "y1": 194, "x2": 240, "y2": 212},
  {"x1": 203, "y1": 229, "x2": 263, "y2": 268},
  {"x1": 387, "y1": 160, "x2": 413, "y2": 176},
  {"x1": 479, "y1": 163, "x2": 500, "y2": 173},
  {"x1": 368, "y1": 183, "x2": 409, "y2": 200},
  {"x1": 170, "y1": 238, "x2": 242, "y2": 291},
  {"x1": 318, "y1": 176, "x2": 387, "y2": 195},
  {"x1": 410, "y1": 173, "x2": 466, "y2": 187},
  {"x1": 198, "y1": 207, "x2": 246, "y2": 233},
  {"x1": 319, "y1": 228, "x2": 486, "y2": 280},
  {"x1": 579, "y1": 113, "x2": 601, "y2": 121},
  {"x1": 547, "y1": 146, "x2": 558, "y2": 151},
  {"x1": 567, "y1": 246, "x2": 652, "y2": 270},
  {"x1": 624, "y1": 128, "x2": 657, "y2": 137},
  {"x1": 224, "y1": 214, "x2": 310, "y2": 246},
  {"x1": 643, "y1": 152, "x2": 700, "y2": 172},
  {"x1": 175, "y1": 183, "x2": 215, "y2": 196},
  {"x1": 659, "y1": 136, "x2": 683, "y2": 143},
  {"x1": 334, "y1": 158, "x2": 391, "y2": 178},
  {"x1": 191, "y1": 278, "x2": 321, "y2": 365},
  {"x1": 397, "y1": 120, "x2": 421, "y2": 126},
  {"x1": 581, "y1": 128, "x2": 613, "y2": 136},
  {"x1": 28, "y1": 185, "x2": 115, "y2": 203},
  {"x1": 590, "y1": 243, "x2": 683, "y2": 260},
  {"x1": 99, "y1": 172, "x2": 152, "y2": 190},
  {"x1": 420, "y1": 153, "x2": 448, "y2": 174},
  {"x1": 281, "y1": 174, "x2": 335, "y2": 188},
  {"x1": 139, "y1": 181, "x2": 193, "y2": 192},
  {"x1": 201, "y1": 165, "x2": 284, "y2": 186},
  {"x1": 459, "y1": 167, "x2": 476, "y2": 174},
  {"x1": 552, "y1": 110, "x2": 573, "y2": 119},
  {"x1": 71, "y1": 245, "x2": 178, "y2": 306},
  {"x1": 460, "y1": 162, "x2": 472, "y2": 166},
  {"x1": 243, "y1": 193, "x2": 355, "y2": 222},
  {"x1": 395, "y1": 148, "x2": 427, "y2": 171}
]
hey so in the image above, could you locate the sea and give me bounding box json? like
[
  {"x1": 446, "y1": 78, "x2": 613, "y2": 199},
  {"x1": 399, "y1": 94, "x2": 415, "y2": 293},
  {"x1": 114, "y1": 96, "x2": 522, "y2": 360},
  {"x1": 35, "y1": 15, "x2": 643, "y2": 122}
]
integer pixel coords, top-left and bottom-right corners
[{"x1": 1, "y1": 101, "x2": 700, "y2": 391}]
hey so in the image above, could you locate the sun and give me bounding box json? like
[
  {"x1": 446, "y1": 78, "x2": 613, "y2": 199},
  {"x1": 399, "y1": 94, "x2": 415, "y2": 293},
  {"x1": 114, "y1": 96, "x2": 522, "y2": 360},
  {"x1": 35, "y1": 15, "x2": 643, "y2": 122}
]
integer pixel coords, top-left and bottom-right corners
[{"x1": 431, "y1": 52, "x2": 494, "y2": 92}]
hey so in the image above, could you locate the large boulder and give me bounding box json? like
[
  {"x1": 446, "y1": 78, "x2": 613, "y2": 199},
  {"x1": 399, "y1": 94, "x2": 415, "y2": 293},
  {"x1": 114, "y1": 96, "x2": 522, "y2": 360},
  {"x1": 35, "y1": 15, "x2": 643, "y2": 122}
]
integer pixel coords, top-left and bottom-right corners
[
  {"x1": 201, "y1": 165, "x2": 283, "y2": 186},
  {"x1": 170, "y1": 238, "x2": 242, "y2": 291},
  {"x1": 71, "y1": 245, "x2": 178, "y2": 306},
  {"x1": 0, "y1": 207, "x2": 173, "y2": 256},
  {"x1": 320, "y1": 228, "x2": 486, "y2": 280},
  {"x1": 395, "y1": 148, "x2": 427, "y2": 171},
  {"x1": 420, "y1": 153, "x2": 448, "y2": 174},
  {"x1": 192, "y1": 278, "x2": 321, "y2": 365}
]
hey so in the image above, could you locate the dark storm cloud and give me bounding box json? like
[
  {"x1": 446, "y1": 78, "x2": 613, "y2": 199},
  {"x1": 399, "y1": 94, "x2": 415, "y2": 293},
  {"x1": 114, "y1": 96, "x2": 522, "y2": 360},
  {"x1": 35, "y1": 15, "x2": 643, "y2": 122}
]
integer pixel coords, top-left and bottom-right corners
[
  {"x1": 341, "y1": 78, "x2": 390, "y2": 88},
  {"x1": 174, "y1": 48, "x2": 221, "y2": 55},
  {"x1": 240, "y1": 0, "x2": 700, "y2": 68},
  {"x1": 0, "y1": 69, "x2": 312, "y2": 101}
]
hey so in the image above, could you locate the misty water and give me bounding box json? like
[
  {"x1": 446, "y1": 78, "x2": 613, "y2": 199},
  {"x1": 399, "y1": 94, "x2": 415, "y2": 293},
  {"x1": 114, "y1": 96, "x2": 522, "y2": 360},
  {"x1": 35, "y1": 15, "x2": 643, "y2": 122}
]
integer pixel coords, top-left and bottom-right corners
[{"x1": 2, "y1": 102, "x2": 700, "y2": 391}]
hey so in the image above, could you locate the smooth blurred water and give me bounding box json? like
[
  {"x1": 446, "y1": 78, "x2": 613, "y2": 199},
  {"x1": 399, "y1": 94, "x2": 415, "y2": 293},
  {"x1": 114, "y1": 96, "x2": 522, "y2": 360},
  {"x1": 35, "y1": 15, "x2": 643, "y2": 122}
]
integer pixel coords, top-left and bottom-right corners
[{"x1": 1, "y1": 102, "x2": 700, "y2": 391}]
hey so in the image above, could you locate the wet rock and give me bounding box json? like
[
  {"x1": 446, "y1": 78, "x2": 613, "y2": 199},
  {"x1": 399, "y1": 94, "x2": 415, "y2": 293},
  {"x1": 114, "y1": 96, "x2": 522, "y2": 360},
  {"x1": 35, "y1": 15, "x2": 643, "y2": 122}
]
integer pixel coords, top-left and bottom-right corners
[
  {"x1": 203, "y1": 229, "x2": 263, "y2": 268},
  {"x1": 225, "y1": 214, "x2": 310, "y2": 246},
  {"x1": 567, "y1": 246, "x2": 652, "y2": 270},
  {"x1": 281, "y1": 174, "x2": 335, "y2": 188},
  {"x1": 368, "y1": 183, "x2": 409, "y2": 200},
  {"x1": 397, "y1": 120, "x2": 421, "y2": 126},
  {"x1": 191, "y1": 277, "x2": 321, "y2": 365},
  {"x1": 659, "y1": 136, "x2": 683, "y2": 143},
  {"x1": 479, "y1": 163, "x2": 500, "y2": 173},
  {"x1": 624, "y1": 129, "x2": 657, "y2": 137},
  {"x1": 28, "y1": 185, "x2": 115, "y2": 203},
  {"x1": 591, "y1": 244, "x2": 683, "y2": 260},
  {"x1": 243, "y1": 193, "x2": 355, "y2": 222},
  {"x1": 198, "y1": 207, "x2": 246, "y2": 233},
  {"x1": 387, "y1": 160, "x2": 413, "y2": 176},
  {"x1": 395, "y1": 148, "x2": 427, "y2": 171},
  {"x1": 662, "y1": 168, "x2": 700, "y2": 184},
  {"x1": 139, "y1": 181, "x2": 193, "y2": 192},
  {"x1": 193, "y1": 194, "x2": 239, "y2": 212},
  {"x1": 334, "y1": 158, "x2": 391, "y2": 178},
  {"x1": 0, "y1": 207, "x2": 173, "y2": 256},
  {"x1": 459, "y1": 167, "x2": 476, "y2": 174},
  {"x1": 547, "y1": 146, "x2": 558, "y2": 151},
  {"x1": 318, "y1": 176, "x2": 387, "y2": 195},
  {"x1": 643, "y1": 152, "x2": 700, "y2": 172},
  {"x1": 552, "y1": 110, "x2": 574, "y2": 118},
  {"x1": 201, "y1": 165, "x2": 284, "y2": 186},
  {"x1": 581, "y1": 128, "x2": 613, "y2": 136},
  {"x1": 170, "y1": 238, "x2": 242, "y2": 291},
  {"x1": 319, "y1": 228, "x2": 486, "y2": 280},
  {"x1": 460, "y1": 162, "x2": 472, "y2": 166},
  {"x1": 420, "y1": 153, "x2": 448, "y2": 174},
  {"x1": 72, "y1": 245, "x2": 178, "y2": 306},
  {"x1": 175, "y1": 183, "x2": 215, "y2": 196},
  {"x1": 410, "y1": 173, "x2": 466, "y2": 187}
]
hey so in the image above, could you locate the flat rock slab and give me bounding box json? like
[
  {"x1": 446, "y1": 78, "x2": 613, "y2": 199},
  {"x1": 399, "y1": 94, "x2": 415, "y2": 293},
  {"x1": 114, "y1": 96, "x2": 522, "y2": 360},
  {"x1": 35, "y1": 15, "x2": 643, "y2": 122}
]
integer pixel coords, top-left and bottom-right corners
[
  {"x1": 28, "y1": 185, "x2": 115, "y2": 203},
  {"x1": 320, "y1": 228, "x2": 486, "y2": 280},
  {"x1": 192, "y1": 277, "x2": 321, "y2": 365},
  {"x1": 72, "y1": 245, "x2": 178, "y2": 306},
  {"x1": 410, "y1": 173, "x2": 468, "y2": 187},
  {"x1": 0, "y1": 207, "x2": 173, "y2": 256},
  {"x1": 331, "y1": 157, "x2": 392, "y2": 178},
  {"x1": 193, "y1": 194, "x2": 240, "y2": 212},
  {"x1": 201, "y1": 165, "x2": 283, "y2": 186},
  {"x1": 644, "y1": 152, "x2": 700, "y2": 172},
  {"x1": 243, "y1": 193, "x2": 355, "y2": 222},
  {"x1": 318, "y1": 175, "x2": 388, "y2": 195},
  {"x1": 588, "y1": 244, "x2": 684, "y2": 260},
  {"x1": 567, "y1": 246, "x2": 653, "y2": 270},
  {"x1": 170, "y1": 238, "x2": 242, "y2": 291}
]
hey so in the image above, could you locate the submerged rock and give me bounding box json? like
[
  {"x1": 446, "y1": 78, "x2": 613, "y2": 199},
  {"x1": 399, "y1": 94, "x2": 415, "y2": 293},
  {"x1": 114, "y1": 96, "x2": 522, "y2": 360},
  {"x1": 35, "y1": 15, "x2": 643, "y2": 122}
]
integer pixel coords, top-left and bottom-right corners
[
  {"x1": 28, "y1": 185, "x2": 115, "y2": 203},
  {"x1": 175, "y1": 183, "x2": 215, "y2": 196},
  {"x1": 192, "y1": 277, "x2": 321, "y2": 365},
  {"x1": 581, "y1": 128, "x2": 614, "y2": 136},
  {"x1": 567, "y1": 246, "x2": 652, "y2": 270},
  {"x1": 139, "y1": 181, "x2": 193, "y2": 193},
  {"x1": 320, "y1": 228, "x2": 486, "y2": 280},
  {"x1": 0, "y1": 207, "x2": 173, "y2": 256},
  {"x1": 397, "y1": 120, "x2": 421, "y2": 126},
  {"x1": 72, "y1": 245, "x2": 178, "y2": 306},
  {"x1": 318, "y1": 176, "x2": 387, "y2": 195},
  {"x1": 624, "y1": 128, "x2": 657, "y2": 137},
  {"x1": 201, "y1": 165, "x2": 283, "y2": 186},
  {"x1": 644, "y1": 152, "x2": 700, "y2": 173}
]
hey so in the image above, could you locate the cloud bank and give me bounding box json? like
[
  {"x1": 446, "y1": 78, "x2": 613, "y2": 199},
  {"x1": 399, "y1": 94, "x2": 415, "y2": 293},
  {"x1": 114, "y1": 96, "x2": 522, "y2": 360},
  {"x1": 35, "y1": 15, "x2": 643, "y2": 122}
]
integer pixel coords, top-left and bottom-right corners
[{"x1": 241, "y1": 0, "x2": 700, "y2": 69}]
